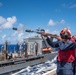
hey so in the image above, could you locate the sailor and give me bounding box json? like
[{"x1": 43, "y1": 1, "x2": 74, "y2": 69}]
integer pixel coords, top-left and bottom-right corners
[
  {"x1": 41, "y1": 28, "x2": 76, "y2": 75},
  {"x1": 71, "y1": 35, "x2": 76, "y2": 75}
]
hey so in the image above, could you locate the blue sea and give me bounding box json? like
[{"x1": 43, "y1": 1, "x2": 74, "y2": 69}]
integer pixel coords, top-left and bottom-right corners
[{"x1": 0, "y1": 44, "x2": 25, "y2": 53}]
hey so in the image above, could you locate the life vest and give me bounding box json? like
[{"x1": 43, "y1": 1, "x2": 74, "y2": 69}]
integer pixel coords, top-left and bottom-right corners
[
  {"x1": 70, "y1": 38, "x2": 76, "y2": 65},
  {"x1": 58, "y1": 49, "x2": 75, "y2": 62},
  {"x1": 74, "y1": 49, "x2": 76, "y2": 65}
]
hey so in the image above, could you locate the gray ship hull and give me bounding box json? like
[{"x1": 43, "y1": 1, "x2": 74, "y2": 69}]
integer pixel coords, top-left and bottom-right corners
[{"x1": 0, "y1": 52, "x2": 57, "y2": 75}]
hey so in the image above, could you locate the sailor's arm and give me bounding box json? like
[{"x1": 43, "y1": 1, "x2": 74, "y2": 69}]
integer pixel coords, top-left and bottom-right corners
[
  {"x1": 39, "y1": 32, "x2": 60, "y2": 48},
  {"x1": 46, "y1": 37, "x2": 60, "y2": 48},
  {"x1": 61, "y1": 42, "x2": 76, "y2": 51}
]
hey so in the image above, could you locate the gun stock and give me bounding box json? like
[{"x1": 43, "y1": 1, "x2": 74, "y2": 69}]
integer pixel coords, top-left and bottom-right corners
[
  {"x1": 38, "y1": 32, "x2": 57, "y2": 37},
  {"x1": 45, "y1": 33, "x2": 58, "y2": 37},
  {"x1": 38, "y1": 32, "x2": 61, "y2": 40}
]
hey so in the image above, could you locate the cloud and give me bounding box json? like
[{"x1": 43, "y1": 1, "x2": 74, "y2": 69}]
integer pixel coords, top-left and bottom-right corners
[
  {"x1": 60, "y1": 20, "x2": 65, "y2": 24},
  {"x1": 0, "y1": 2, "x2": 3, "y2": 7},
  {"x1": 0, "y1": 16, "x2": 25, "y2": 43},
  {"x1": 12, "y1": 23, "x2": 24, "y2": 36},
  {"x1": 2, "y1": 16, "x2": 17, "y2": 28},
  {"x1": 48, "y1": 19, "x2": 56, "y2": 26},
  {"x1": 11, "y1": 23, "x2": 25, "y2": 42},
  {"x1": 44, "y1": 29, "x2": 60, "y2": 36},
  {"x1": 2, "y1": 34, "x2": 6, "y2": 39},
  {"x1": 45, "y1": 29, "x2": 50, "y2": 33},
  {"x1": 24, "y1": 33, "x2": 37, "y2": 38},
  {"x1": 62, "y1": 3, "x2": 76, "y2": 8},
  {"x1": 69, "y1": 4, "x2": 76, "y2": 8},
  {"x1": 48, "y1": 19, "x2": 66, "y2": 26},
  {"x1": 18, "y1": 32, "x2": 24, "y2": 38},
  {"x1": 17, "y1": 23, "x2": 24, "y2": 33},
  {"x1": 51, "y1": 30, "x2": 60, "y2": 35},
  {"x1": 0, "y1": 16, "x2": 17, "y2": 29},
  {"x1": 0, "y1": 16, "x2": 6, "y2": 24},
  {"x1": 12, "y1": 31, "x2": 18, "y2": 36}
]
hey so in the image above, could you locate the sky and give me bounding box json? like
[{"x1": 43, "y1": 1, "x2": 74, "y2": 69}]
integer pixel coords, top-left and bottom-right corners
[{"x1": 0, "y1": 0, "x2": 76, "y2": 44}]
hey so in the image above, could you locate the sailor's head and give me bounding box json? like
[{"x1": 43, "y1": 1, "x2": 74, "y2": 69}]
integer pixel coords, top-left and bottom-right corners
[
  {"x1": 72, "y1": 35, "x2": 76, "y2": 41},
  {"x1": 60, "y1": 28, "x2": 71, "y2": 39}
]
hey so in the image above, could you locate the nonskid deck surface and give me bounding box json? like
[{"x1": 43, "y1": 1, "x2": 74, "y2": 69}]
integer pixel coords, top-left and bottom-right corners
[
  {"x1": 0, "y1": 52, "x2": 57, "y2": 75},
  {"x1": 11, "y1": 55, "x2": 57, "y2": 75},
  {"x1": 0, "y1": 55, "x2": 44, "y2": 74}
]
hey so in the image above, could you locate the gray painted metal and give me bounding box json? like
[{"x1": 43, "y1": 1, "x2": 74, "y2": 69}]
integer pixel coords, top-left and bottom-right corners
[{"x1": 0, "y1": 52, "x2": 57, "y2": 75}]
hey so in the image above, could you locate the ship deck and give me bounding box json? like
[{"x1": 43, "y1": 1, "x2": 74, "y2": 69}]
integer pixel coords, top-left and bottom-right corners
[
  {"x1": 43, "y1": 68, "x2": 56, "y2": 75},
  {"x1": 0, "y1": 52, "x2": 57, "y2": 75}
]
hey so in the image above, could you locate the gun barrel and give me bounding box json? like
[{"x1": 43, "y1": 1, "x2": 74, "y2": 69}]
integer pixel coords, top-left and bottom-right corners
[
  {"x1": 25, "y1": 29, "x2": 34, "y2": 32},
  {"x1": 12, "y1": 28, "x2": 17, "y2": 30}
]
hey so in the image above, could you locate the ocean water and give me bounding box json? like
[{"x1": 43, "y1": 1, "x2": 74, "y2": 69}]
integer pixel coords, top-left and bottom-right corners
[{"x1": 0, "y1": 44, "x2": 25, "y2": 53}]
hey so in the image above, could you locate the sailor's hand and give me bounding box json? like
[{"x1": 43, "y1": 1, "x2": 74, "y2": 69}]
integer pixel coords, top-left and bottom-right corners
[
  {"x1": 38, "y1": 32, "x2": 48, "y2": 37},
  {"x1": 56, "y1": 36, "x2": 62, "y2": 41}
]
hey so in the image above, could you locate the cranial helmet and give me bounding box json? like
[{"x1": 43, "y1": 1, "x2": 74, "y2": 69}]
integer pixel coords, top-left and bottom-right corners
[{"x1": 60, "y1": 28, "x2": 71, "y2": 39}]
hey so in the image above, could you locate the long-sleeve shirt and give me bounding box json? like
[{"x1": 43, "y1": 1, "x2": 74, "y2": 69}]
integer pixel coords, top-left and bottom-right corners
[{"x1": 46, "y1": 37, "x2": 76, "y2": 51}]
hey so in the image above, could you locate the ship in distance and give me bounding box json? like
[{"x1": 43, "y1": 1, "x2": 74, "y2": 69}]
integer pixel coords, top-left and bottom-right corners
[{"x1": 0, "y1": 28, "x2": 57, "y2": 75}]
